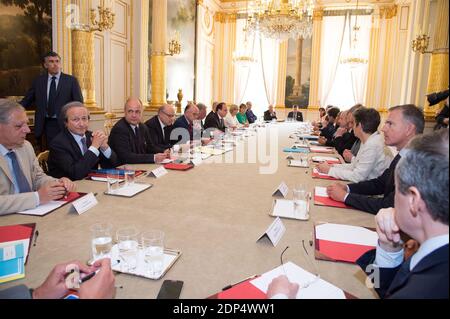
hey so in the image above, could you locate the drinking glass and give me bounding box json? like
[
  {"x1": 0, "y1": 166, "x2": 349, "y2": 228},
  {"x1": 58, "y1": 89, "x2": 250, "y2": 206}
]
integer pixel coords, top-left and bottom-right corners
[
  {"x1": 293, "y1": 185, "x2": 309, "y2": 220},
  {"x1": 142, "y1": 230, "x2": 165, "y2": 277},
  {"x1": 123, "y1": 166, "x2": 135, "y2": 187},
  {"x1": 116, "y1": 227, "x2": 139, "y2": 272},
  {"x1": 106, "y1": 170, "x2": 121, "y2": 193},
  {"x1": 91, "y1": 223, "x2": 113, "y2": 260}
]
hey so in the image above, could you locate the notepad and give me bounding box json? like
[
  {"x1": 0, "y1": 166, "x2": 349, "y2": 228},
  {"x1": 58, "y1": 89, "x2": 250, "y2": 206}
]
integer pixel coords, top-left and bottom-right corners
[
  {"x1": 312, "y1": 168, "x2": 338, "y2": 180},
  {"x1": 250, "y1": 262, "x2": 346, "y2": 299},
  {"x1": 105, "y1": 183, "x2": 152, "y2": 197},
  {"x1": 288, "y1": 160, "x2": 309, "y2": 168},
  {"x1": 283, "y1": 147, "x2": 310, "y2": 153},
  {"x1": 314, "y1": 187, "x2": 350, "y2": 209},
  {"x1": 315, "y1": 223, "x2": 378, "y2": 263},
  {"x1": 310, "y1": 146, "x2": 335, "y2": 154},
  {"x1": 17, "y1": 193, "x2": 85, "y2": 216},
  {"x1": 311, "y1": 156, "x2": 341, "y2": 164},
  {"x1": 270, "y1": 199, "x2": 309, "y2": 220}
]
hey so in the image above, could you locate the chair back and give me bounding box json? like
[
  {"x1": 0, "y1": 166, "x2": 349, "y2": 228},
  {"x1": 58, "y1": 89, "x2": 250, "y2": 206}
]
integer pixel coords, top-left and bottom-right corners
[{"x1": 37, "y1": 150, "x2": 50, "y2": 174}]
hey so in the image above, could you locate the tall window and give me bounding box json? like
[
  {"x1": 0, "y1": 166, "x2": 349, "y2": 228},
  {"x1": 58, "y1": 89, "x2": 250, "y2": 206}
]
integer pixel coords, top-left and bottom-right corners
[{"x1": 318, "y1": 13, "x2": 371, "y2": 110}]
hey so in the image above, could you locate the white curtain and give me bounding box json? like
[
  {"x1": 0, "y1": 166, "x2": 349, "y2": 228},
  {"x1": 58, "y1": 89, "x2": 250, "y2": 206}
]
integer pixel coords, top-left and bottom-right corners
[
  {"x1": 319, "y1": 13, "x2": 371, "y2": 110},
  {"x1": 318, "y1": 15, "x2": 347, "y2": 108},
  {"x1": 234, "y1": 18, "x2": 279, "y2": 117}
]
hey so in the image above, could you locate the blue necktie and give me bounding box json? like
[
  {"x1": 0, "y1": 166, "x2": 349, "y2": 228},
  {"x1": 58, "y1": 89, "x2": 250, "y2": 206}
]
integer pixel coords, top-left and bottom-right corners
[
  {"x1": 47, "y1": 76, "x2": 57, "y2": 117},
  {"x1": 6, "y1": 151, "x2": 32, "y2": 193},
  {"x1": 81, "y1": 137, "x2": 88, "y2": 154}
]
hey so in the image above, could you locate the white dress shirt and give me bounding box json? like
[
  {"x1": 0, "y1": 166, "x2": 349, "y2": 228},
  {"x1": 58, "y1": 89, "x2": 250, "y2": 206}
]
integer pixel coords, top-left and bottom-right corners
[{"x1": 70, "y1": 132, "x2": 112, "y2": 158}]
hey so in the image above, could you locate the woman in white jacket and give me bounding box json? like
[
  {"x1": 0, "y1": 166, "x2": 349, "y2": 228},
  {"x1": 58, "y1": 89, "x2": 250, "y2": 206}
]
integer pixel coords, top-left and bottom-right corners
[{"x1": 316, "y1": 107, "x2": 393, "y2": 183}]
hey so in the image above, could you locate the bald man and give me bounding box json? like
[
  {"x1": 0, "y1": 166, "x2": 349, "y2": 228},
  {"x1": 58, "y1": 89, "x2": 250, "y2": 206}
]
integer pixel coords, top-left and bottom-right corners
[
  {"x1": 108, "y1": 98, "x2": 169, "y2": 164},
  {"x1": 145, "y1": 104, "x2": 176, "y2": 153},
  {"x1": 173, "y1": 103, "x2": 200, "y2": 143}
]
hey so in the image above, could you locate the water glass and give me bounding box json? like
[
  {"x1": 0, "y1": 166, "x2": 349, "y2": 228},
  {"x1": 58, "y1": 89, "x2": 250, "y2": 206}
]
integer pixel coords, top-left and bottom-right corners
[
  {"x1": 91, "y1": 223, "x2": 113, "y2": 260},
  {"x1": 124, "y1": 170, "x2": 135, "y2": 187},
  {"x1": 116, "y1": 227, "x2": 139, "y2": 272},
  {"x1": 293, "y1": 185, "x2": 309, "y2": 220},
  {"x1": 106, "y1": 170, "x2": 121, "y2": 193},
  {"x1": 142, "y1": 230, "x2": 165, "y2": 277}
]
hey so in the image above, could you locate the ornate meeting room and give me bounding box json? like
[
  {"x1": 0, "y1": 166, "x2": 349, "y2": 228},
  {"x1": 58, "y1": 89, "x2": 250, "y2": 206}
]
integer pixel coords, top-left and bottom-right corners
[{"x1": 0, "y1": 0, "x2": 448, "y2": 301}]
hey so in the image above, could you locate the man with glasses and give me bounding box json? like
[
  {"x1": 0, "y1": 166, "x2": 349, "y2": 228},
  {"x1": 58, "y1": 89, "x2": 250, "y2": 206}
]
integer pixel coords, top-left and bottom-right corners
[
  {"x1": 0, "y1": 99, "x2": 76, "y2": 215},
  {"x1": 109, "y1": 98, "x2": 169, "y2": 164},
  {"x1": 48, "y1": 102, "x2": 120, "y2": 180},
  {"x1": 173, "y1": 103, "x2": 200, "y2": 143},
  {"x1": 145, "y1": 104, "x2": 176, "y2": 153}
]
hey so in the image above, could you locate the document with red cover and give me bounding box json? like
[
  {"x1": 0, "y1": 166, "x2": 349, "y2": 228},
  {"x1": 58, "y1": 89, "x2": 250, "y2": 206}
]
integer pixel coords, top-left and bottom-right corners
[
  {"x1": 164, "y1": 163, "x2": 194, "y2": 171},
  {"x1": 217, "y1": 279, "x2": 266, "y2": 299},
  {"x1": 0, "y1": 223, "x2": 35, "y2": 264},
  {"x1": 314, "y1": 187, "x2": 350, "y2": 209},
  {"x1": 309, "y1": 146, "x2": 335, "y2": 154},
  {"x1": 311, "y1": 156, "x2": 341, "y2": 164},
  {"x1": 314, "y1": 223, "x2": 378, "y2": 263},
  {"x1": 311, "y1": 168, "x2": 339, "y2": 180},
  {"x1": 17, "y1": 192, "x2": 87, "y2": 216}
]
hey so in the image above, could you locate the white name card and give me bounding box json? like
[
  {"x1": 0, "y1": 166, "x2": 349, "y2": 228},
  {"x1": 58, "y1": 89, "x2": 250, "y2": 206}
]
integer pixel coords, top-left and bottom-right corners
[
  {"x1": 257, "y1": 217, "x2": 286, "y2": 247},
  {"x1": 150, "y1": 166, "x2": 168, "y2": 178},
  {"x1": 273, "y1": 182, "x2": 289, "y2": 198},
  {"x1": 71, "y1": 193, "x2": 98, "y2": 215},
  {"x1": 191, "y1": 157, "x2": 203, "y2": 166}
]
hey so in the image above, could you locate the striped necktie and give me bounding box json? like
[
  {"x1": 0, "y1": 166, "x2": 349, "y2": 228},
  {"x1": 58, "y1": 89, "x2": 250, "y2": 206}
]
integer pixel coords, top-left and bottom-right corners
[{"x1": 6, "y1": 151, "x2": 32, "y2": 193}]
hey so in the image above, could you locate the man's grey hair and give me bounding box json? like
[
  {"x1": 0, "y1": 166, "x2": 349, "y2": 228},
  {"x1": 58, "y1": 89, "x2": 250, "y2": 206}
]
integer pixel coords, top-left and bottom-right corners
[
  {"x1": 396, "y1": 129, "x2": 449, "y2": 225},
  {"x1": 197, "y1": 103, "x2": 206, "y2": 111},
  {"x1": 389, "y1": 104, "x2": 425, "y2": 134},
  {"x1": 60, "y1": 101, "x2": 87, "y2": 122},
  {"x1": 0, "y1": 99, "x2": 25, "y2": 124}
]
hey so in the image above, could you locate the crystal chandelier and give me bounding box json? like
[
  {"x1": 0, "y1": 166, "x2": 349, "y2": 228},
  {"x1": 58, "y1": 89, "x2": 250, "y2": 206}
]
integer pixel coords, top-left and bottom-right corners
[
  {"x1": 247, "y1": 0, "x2": 315, "y2": 41},
  {"x1": 233, "y1": 1, "x2": 257, "y2": 67},
  {"x1": 340, "y1": 0, "x2": 368, "y2": 67}
]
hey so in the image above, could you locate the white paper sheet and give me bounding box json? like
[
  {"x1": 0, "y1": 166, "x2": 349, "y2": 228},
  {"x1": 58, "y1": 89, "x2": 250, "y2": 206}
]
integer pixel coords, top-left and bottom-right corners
[
  {"x1": 272, "y1": 199, "x2": 308, "y2": 220},
  {"x1": 18, "y1": 201, "x2": 66, "y2": 216},
  {"x1": 311, "y1": 156, "x2": 340, "y2": 163},
  {"x1": 313, "y1": 168, "x2": 330, "y2": 177},
  {"x1": 106, "y1": 183, "x2": 151, "y2": 197},
  {"x1": 289, "y1": 160, "x2": 308, "y2": 168},
  {"x1": 250, "y1": 262, "x2": 346, "y2": 299},
  {"x1": 315, "y1": 186, "x2": 329, "y2": 198},
  {"x1": 315, "y1": 223, "x2": 378, "y2": 247}
]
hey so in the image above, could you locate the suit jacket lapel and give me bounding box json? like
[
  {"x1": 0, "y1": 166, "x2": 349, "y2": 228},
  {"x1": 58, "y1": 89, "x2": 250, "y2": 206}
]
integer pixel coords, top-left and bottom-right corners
[
  {"x1": 55, "y1": 73, "x2": 65, "y2": 99},
  {"x1": 0, "y1": 155, "x2": 14, "y2": 185}
]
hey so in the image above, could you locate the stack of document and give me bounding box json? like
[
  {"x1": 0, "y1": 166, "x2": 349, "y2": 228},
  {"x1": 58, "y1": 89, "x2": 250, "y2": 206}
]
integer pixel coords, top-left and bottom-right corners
[{"x1": 0, "y1": 224, "x2": 35, "y2": 283}]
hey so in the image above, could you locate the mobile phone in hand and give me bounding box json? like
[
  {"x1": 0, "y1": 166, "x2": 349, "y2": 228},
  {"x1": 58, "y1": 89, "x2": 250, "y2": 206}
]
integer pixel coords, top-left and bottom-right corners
[{"x1": 157, "y1": 280, "x2": 184, "y2": 299}]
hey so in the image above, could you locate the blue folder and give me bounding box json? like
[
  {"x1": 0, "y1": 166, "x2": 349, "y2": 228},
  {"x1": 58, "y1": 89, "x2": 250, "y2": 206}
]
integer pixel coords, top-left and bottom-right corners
[
  {"x1": 0, "y1": 242, "x2": 25, "y2": 283},
  {"x1": 283, "y1": 147, "x2": 310, "y2": 153}
]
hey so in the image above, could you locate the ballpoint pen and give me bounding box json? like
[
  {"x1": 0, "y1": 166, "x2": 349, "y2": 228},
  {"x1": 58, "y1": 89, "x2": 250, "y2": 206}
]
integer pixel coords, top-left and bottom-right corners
[
  {"x1": 79, "y1": 260, "x2": 121, "y2": 284},
  {"x1": 222, "y1": 274, "x2": 258, "y2": 291}
]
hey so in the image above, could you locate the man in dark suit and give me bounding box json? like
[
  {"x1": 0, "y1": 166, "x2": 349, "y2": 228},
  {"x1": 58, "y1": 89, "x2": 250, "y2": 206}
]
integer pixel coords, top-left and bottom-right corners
[
  {"x1": 246, "y1": 101, "x2": 257, "y2": 124},
  {"x1": 20, "y1": 52, "x2": 83, "y2": 148},
  {"x1": 145, "y1": 104, "x2": 176, "y2": 153},
  {"x1": 204, "y1": 102, "x2": 227, "y2": 133},
  {"x1": 197, "y1": 103, "x2": 207, "y2": 131},
  {"x1": 172, "y1": 103, "x2": 200, "y2": 143},
  {"x1": 357, "y1": 129, "x2": 448, "y2": 299},
  {"x1": 264, "y1": 105, "x2": 277, "y2": 121},
  {"x1": 48, "y1": 102, "x2": 120, "y2": 180},
  {"x1": 108, "y1": 98, "x2": 169, "y2": 164},
  {"x1": 287, "y1": 105, "x2": 304, "y2": 122},
  {"x1": 319, "y1": 107, "x2": 339, "y2": 140},
  {"x1": 327, "y1": 104, "x2": 425, "y2": 214}
]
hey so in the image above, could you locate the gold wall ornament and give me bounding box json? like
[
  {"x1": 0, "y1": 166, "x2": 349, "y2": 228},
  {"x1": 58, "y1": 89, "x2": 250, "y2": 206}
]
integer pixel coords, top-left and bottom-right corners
[
  {"x1": 380, "y1": 5, "x2": 397, "y2": 20},
  {"x1": 90, "y1": 6, "x2": 115, "y2": 32},
  {"x1": 313, "y1": 8, "x2": 324, "y2": 21},
  {"x1": 412, "y1": 34, "x2": 431, "y2": 54},
  {"x1": 176, "y1": 89, "x2": 183, "y2": 113}
]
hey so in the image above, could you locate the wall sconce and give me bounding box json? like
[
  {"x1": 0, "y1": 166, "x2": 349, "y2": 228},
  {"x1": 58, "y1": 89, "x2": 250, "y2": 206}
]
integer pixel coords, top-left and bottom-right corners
[
  {"x1": 165, "y1": 31, "x2": 181, "y2": 56},
  {"x1": 90, "y1": 5, "x2": 115, "y2": 32},
  {"x1": 412, "y1": 34, "x2": 431, "y2": 54}
]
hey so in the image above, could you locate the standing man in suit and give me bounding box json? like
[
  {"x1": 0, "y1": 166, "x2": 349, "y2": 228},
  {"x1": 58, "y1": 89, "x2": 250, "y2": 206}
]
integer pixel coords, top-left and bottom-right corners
[
  {"x1": 20, "y1": 52, "x2": 83, "y2": 148},
  {"x1": 48, "y1": 102, "x2": 120, "y2": 180},
  {"x1": 264, "y1": 105, "x2": 277, "y2": 121},
  {"x1": 0, "y1": 99, "x2": 75, "y2": 215},
  {"x1": 287, "y1": 105, "x2": 304, "y2": 122},
  {"x1": 172, "y1": 103, "x2": 200, "y2": 143},
  {"x1": 204, "y1": 102, "x2": 228, "y2": 133},
  {"x1": 357, "y1": 129, "x2": 448, "y2": 299},
  {"x1": 327, "y1": 104, "x2": 425, "y2": 214},
  {"x1": 246, "y1": 101, "x2": 257, "y2": 124},
  {"x1": 196, "y1": 103, "x2": 207, "y2": 131},
  {"x1": 145, "y1": 104, "x2": 176, "y2": 153},
  {"x1": 108, "y1": 98, "x2": 169, "y2": 164}
]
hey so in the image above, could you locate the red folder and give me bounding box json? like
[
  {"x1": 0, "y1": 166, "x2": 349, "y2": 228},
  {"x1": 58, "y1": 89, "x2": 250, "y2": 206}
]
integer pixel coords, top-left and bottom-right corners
[
  {"x1": 217, "y1": 280, "x2": 267, "y2": 299},
  {"x1": 310, "y1": 147, "x2": 335, "y2": 154},
  {"x1": 311, "y1": 170, "x2": 338, "y2": 180},
  {"x1": 314, "y1": 193, "x2": 350, "y2": 209},
  {"x1": 164, "y1": 163, "x2": 194, "y2": 171},
  {"x1": 0, "y1": 223, "x2": 36, "y2": 264},
  {"x1": 314, "y1": 223, "x2": 376, "y2": 264},
  {"x1": 311, "y1": 158, "x2": 341, "y2": 164}
]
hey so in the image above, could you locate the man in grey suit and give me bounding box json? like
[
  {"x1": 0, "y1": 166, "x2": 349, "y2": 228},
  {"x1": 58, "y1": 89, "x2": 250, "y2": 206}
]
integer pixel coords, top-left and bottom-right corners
[
  {"x1": 20, "y1": 51, "x2": 83, "y2": 148},
  {"x1": 0, "y1": 99, "x2": 76, "y2": 215}
]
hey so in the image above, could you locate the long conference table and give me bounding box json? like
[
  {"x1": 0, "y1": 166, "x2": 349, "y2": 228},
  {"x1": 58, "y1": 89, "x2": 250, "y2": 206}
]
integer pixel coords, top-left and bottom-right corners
[{"x1": 0, "y1": 122, "x2": 378, "y2": 299}]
